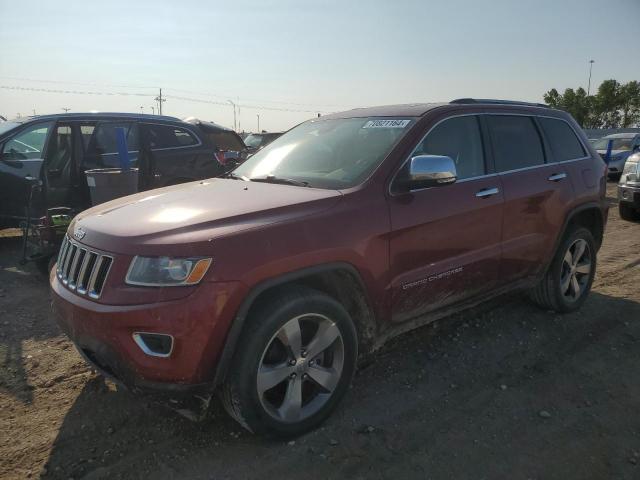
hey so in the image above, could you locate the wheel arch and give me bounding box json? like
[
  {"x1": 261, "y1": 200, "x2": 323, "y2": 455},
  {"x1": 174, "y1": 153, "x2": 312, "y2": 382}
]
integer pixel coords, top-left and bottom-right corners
[
  {"x1": 563, "y1": 203, "x2": 605, "y2": 250},
  {"x1": 213, "y1": 262, "x2": 377, "y2": 387},
  {"x1": 544, "y1": 202, "x2": 606, "y2": 275}
]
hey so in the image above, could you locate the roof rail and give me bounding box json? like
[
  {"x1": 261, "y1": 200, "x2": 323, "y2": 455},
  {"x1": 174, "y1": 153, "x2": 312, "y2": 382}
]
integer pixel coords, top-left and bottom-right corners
[{"x1": 450, "y1": 98, "x2": 549, "y2": 108}]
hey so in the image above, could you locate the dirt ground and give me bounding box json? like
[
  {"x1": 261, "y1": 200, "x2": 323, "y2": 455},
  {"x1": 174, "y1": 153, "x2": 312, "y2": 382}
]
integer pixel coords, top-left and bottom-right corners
[{"x1": 1, "y1": 182, "x2": 639, "y2": 480}]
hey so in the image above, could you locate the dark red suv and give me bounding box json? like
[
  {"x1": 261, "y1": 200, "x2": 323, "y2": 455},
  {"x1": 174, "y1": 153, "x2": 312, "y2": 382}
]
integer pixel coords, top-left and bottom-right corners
[{"x1": 51, "y1": 99, "x2": 608, "y2": 436}]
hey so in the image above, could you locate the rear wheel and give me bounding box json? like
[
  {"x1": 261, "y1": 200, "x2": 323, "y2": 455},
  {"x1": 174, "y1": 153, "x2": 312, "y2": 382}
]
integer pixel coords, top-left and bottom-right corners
[
  {"x1": 619, "y1": 203, "x2": 640, "y2": 222},
  {"x1": 221, "y1": 286, "x2": 357, "y2": 437},
  {"x1": 530, "y1": 227, "x2": 596, "y2": 313}
]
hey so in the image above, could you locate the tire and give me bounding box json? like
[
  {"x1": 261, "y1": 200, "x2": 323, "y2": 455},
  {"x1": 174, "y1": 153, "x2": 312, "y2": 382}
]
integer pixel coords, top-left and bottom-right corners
[
  {"x1": 530, "y1": 227, "x2": 597, "y2": 313},
  {"x1": 619, "y1": 203, "x2": 640, "y2": 222},
  {"x1": 220, "y1": 285, "x2": 358, "y2": 437}
]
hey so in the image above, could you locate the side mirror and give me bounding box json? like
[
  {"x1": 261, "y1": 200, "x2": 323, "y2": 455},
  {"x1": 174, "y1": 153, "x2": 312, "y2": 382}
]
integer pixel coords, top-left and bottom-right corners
[
  {"x1": 406, "y1": 155, "x2": 457, "y2": 191},
  {"x1": 0, "y1": 152, "x2": 23, "y2": 168}
]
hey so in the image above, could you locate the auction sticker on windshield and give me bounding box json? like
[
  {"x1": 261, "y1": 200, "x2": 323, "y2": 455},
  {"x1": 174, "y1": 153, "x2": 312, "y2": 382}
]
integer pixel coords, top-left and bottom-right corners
[{"x1": 362, "y1": 119, "x2": 411, "y2": 128}]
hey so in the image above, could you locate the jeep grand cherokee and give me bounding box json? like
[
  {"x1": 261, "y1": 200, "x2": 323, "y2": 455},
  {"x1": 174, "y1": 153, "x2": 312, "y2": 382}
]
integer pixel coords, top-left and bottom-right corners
[{"x1": 51, "y1": 99, "x2": 608, "y2": 436}]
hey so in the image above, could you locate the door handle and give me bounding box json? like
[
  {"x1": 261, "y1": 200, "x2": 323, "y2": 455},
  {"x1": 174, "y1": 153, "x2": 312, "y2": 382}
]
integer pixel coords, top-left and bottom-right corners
[
  {"x1": 548, "y1": 172, "x2": 567, "y2": 182},
  {"x1": 475, "y1": 187, "x2": 499, "y2": 198}
]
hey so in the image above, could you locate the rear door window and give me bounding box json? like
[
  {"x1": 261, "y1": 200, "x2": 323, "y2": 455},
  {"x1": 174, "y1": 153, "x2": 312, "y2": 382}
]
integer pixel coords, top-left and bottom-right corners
[
  {"x1": 93, "y1": 122, "x2": 139, "y2": 154},
  {"x1": 146, "y1": 124, "x2": 198, "y2": 149},
  {"x1": 538, "y1": 117, "x2": 585, "y2": 161},
  {"x1": 487, "y1": 115, "x2": 545, "y2": 172},
  {"x1": 88, "y1": 122, "x2": 139, "y2": 167}
]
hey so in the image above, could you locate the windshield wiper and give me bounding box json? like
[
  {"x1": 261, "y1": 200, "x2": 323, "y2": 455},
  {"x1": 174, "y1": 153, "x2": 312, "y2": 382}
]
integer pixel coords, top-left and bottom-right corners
[
  {"x1": 250, "y1": 175, "x2": 311, "y2": 187},
  {"x1": 221, "y1": 172, "x2": 250, "y2": 181}
]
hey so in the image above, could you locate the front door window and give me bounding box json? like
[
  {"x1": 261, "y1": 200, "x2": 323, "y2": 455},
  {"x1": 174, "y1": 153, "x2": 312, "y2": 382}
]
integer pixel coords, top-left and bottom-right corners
[{"x1": 1, "y1": 122, "x2": 53, "y2": 161}]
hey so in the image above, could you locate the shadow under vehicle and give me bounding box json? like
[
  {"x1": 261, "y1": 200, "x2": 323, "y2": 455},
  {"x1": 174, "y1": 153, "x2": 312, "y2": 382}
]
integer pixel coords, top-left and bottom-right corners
[{"x1": 0, "y1": 113, "x2": 246, "y2": 271}]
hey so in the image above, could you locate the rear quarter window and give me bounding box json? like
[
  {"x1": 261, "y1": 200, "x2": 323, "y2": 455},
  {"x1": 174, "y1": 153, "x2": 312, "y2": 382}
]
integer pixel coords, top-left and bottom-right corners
[{"x1": 538, "y1": 117, "x2": 585, "y2": 161}]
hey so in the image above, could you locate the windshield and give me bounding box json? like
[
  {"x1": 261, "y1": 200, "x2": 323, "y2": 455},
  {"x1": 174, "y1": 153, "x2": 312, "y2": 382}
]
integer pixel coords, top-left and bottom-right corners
[
  {"x1": 0, "y1": 121, "x2": 21, "y2": 137},
  {"x1": 593, "y1": 136, "x2": 634, "y2": 150},
  {"x1": 234, "y1": 117, "x2": 415, "y2": 189},
  {"x1": 244, "y1": 134, "x2": 263, "y2": 148}
]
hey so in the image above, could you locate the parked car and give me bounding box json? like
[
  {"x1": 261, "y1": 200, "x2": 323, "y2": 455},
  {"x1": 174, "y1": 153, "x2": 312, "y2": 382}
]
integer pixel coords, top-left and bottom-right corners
[
  {"x1": 51, "y1": 99, "x2": 608, "y2": 437},
  {"x1": 0, "y1": 112, "x2": 237, "y2": 269},
  {"x1": 243, "y1": 131, "x2": 284, "y2": 154},
  {"x1": 618, "y1": 152, "x2": 640, "y2": 221},
  {"x1": 183, "y1": 117, "x2": 248, "y2": 169},
  {"x1": 592, "y1": 133, "x2": 640, "y2": 179}
]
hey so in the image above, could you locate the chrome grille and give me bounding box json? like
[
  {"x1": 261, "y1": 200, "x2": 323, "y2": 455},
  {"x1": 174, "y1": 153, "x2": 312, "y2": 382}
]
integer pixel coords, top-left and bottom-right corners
[{"x1": 57, "y1": 236, "x2": 113, "y2": 299}]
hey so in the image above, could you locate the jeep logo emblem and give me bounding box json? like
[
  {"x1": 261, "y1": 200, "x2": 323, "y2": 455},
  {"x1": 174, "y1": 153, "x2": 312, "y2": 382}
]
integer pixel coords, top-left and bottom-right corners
[{"x1": 73, "y1": 226, "x2": 86, "y2": 240}]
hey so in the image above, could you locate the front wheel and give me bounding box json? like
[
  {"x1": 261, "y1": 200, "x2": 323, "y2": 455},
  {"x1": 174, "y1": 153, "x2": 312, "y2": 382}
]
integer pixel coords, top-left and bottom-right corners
[
  {"x1": 530, "y1": 227, "x2": 596, "y2": 313},
  {"x1": 221, "y1": 286, "x2": 357, "y2": 437}
]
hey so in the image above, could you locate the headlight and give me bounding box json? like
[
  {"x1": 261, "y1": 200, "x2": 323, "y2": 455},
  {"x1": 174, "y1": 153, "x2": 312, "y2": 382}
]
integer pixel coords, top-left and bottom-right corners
[
  {"x1": 126, "y1": 256, "x2": 212, "y2": 286},
  {"x1": 621, "y1": 161, "x2": 639, "y2": 184},
  {"x1": 622, "y1": 161, "x2": 639, "y2": 175}
]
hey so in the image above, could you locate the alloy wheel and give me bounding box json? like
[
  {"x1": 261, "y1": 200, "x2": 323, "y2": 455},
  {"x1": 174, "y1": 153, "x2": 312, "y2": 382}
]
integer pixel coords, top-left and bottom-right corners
[
  {"x1": 560, "y1": 238, "x2": 592, "y2": 302},
  {"x1": 257, "y1": 313, "x2": 344, "y2": 423}
]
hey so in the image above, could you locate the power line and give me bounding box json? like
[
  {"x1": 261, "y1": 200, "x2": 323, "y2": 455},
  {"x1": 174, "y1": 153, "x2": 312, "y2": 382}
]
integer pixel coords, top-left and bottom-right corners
[
  {"x1": 1, "y1": 85, "x2": 155, "y2": 97},
  {"x1": 1, "y1": 84, "x2": 341, "y2": 114},
  {"x1": 0, "y1": 75, "x2": 158, "y2": 90},
  {"x1": 0, "y1": 75, "x2": 355, "y2": 110},
  {"x1": 164, "y1": 86, "x2": 357, "y2": 109},
  {"x1": 164, "y1": 94, "x2": 335, "y2": 114}
]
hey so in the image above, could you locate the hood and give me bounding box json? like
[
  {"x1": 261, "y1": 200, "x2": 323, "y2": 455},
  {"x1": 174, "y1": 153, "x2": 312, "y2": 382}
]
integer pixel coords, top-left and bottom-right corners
[{"x1": 72, "y1": 179, "x2": 342, "y2": 254}]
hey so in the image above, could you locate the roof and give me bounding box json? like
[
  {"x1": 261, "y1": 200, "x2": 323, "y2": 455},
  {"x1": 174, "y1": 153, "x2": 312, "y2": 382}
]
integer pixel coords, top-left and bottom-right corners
[
  {"x1": 183, "y1": 117, "x2": 234, "y2": 133},
  {"x1": 320, "y1": 103, "x2": 446, "y2": 119},
  {"x1": 316, "y1": 99, "x2": 554, "y2": 120},
  {"x1": 10, "y1": 112, "x2": 182, "y2": 123}
]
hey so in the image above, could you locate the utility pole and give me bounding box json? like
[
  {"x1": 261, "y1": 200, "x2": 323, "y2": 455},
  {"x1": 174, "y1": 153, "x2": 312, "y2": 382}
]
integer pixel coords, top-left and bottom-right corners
[
  {"x1": 140, "y1": 106, "x2": 144, "y2": 114},
  {"x1": 237, "y1": 96, "x2": 241, "y2": 132},
  {"x1": 32, "y1": 109, "x2": 36, "y2": 116},
  {"x1": 227, "y1": 99, "x2": 237, "y2": 131},
  {"x1": 587, "y1": 60, "x2": 595, "y2": 96},
  {"x1": 62, "y1": 107, "x2": 70, "y2": 113},
  {"x1": 151, "y1": 106, "x2": 155, "y2": 115},
  {"x1": 257, "y1": 114, "x2": 260, "y2": 132},
  {"x1": 155, "y1": 88, "x2": 166, "y2": 115}
]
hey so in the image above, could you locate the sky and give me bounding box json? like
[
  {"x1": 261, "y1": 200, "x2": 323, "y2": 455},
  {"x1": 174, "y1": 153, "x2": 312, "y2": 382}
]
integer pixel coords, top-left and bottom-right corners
[{"x1": 1, "y1": 0, "x2": 639, "y2": 131}]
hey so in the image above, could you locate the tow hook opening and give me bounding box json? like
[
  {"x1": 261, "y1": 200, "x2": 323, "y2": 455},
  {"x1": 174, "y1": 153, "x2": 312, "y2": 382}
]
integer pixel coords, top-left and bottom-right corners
[{"x1": 133, "y1": 332, "x2": 174, "y2": 358}]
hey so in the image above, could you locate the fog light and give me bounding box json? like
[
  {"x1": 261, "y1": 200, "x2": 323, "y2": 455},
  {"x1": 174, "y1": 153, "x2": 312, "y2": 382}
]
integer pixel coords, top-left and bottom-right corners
[{"x1": 133, "y1": 332, "x2": 174, "y2": 357}]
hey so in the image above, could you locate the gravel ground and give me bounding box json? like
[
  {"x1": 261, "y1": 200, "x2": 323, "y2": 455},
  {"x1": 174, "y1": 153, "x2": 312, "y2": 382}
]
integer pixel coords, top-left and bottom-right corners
[{"x1": 1, "y1": 182, "x2": 639, "y2": 480}]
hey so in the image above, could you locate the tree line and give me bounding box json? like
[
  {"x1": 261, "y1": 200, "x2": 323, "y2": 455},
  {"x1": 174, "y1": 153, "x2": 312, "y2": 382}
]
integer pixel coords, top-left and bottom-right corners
[{"x1": 543, "y1": 79, "x2": 640, "y2": 129}]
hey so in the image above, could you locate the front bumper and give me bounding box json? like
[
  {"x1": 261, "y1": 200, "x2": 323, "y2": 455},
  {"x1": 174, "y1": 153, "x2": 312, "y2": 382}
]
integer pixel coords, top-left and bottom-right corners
[
  {"x1": 50, "y1": 270, "x2": 243, "y2": 392},
  {"x1": 618, "y1": 184, "x2": 640, "y2": 208}
]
